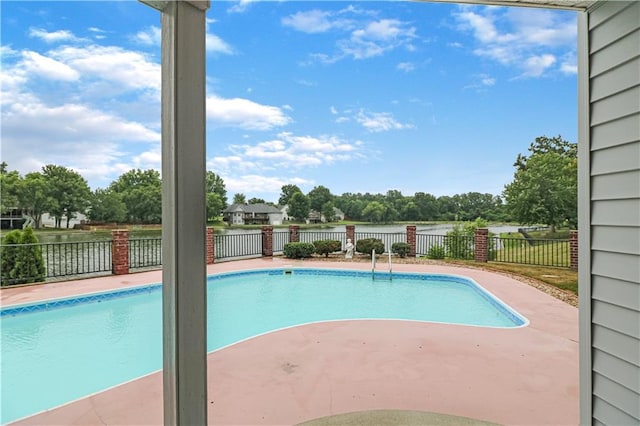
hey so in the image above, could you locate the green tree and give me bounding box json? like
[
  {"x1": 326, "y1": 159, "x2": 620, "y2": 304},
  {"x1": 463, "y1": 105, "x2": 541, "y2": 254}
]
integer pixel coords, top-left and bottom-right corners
[
  {"x1": 0, "y1": 165, "x2": 21, "y2": 213},
  {"x1": 88, "y1": 189, "x2": 127, "y2": 223},
  {"x1": 504, "y1": 135, "x2": 577, "y2": 231},
  {"x1": 287, "y1": 192, "x2": 310, "y2": 222},
  {"x1": 321, "y1": 201, "x2": 335, "y2": 222},
  {"x1": 19, "y1": 172, "x2": 53, "y2": 229},
  {"x1": 413, "y1": 192, "x2": 438, "y2": 220},
  {"x1": 206, "y1": 171, "x2": 227, "y2": 208},
  {"x1": 0, "y1": 228, "x2": 45, "y2": 286},
  {"x1": 232, "y1": 193, "x2": 246, "y2": 204},
  {"x1": 248, "y1": 197, "x2": 265, "y2": 204},
  {"x1": 109, "y1": 169, "x2": 162, "y2": 223},
  {"x1": 42, "y1": 165, "x2": 91, "y2": 228},
  {"x1": 15, "y1": 227, "x2": 46, "y2": 283},
  {"x1": 278, "y1": 184, "x2": 302, "y2": 206},
  {"x1": 361, "y1": 201, "x2": 386, "y2": 223},
  {"x1": 0, "y1": 230, "x2": 21, "y2": 285},
  {"x1": 206, "y1": 192, "x2": 224, "y2": 221},
  {"x1": 308, "y1": 185, "x2": 333, "y2": 212}
]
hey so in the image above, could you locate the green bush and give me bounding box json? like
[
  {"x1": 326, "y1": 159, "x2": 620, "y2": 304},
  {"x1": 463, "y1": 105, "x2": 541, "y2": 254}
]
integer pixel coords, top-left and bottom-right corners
[
  {"x1": 283, "y1": 242, "x2": 315, "y2": 259},
  {"x1": 426, "y1": 244, "x2": 446, "y2": 259},
  {"x1": 1, "y1": 228, "x2": 46, "y2": 286},
  {"x1": 356, "y1": 238, "x2": 385, "y2": 257},
  {"x1": 312, "y1": 240, "x2": 342, "y2": 257},
  {"x1": 391, "y1": 242, "x2": 411, "y2": 258}
]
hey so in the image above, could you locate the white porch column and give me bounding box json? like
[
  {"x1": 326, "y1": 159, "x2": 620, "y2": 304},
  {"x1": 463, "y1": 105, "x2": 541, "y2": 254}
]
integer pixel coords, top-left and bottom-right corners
[{"x1": 139, "y1": 1, "x2": 210, "y2": 424}]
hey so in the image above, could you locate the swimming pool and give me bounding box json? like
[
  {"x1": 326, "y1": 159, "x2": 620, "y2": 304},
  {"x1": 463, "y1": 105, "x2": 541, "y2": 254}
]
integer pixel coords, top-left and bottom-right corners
[{"x1": 0, "y1": 268, "x2": 527, "y2": 424}]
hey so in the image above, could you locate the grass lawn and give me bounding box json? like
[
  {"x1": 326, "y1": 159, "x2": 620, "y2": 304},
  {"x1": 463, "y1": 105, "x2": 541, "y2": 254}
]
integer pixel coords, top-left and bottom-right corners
[
  {"x1": 448, "y1": 260, "x2": 578, "y2": 295},
  {"x1": 494, "y1": 231, "x2": 571, "y2": 268}
]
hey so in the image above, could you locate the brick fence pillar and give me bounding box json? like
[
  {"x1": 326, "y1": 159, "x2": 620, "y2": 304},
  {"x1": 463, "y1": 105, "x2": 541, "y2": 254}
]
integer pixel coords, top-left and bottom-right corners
[
  {"x1": 111, "y1": 230, "x2": 129, "y2": 275},
  {"x1": 406, "y1": 225, "x2": 417, "y2": 257},
  {"x1": 474, "y1": 228, "x2": 489, "y2": 263},
  {"x1": 289, "y1": 225, "x2": 300, "y2": 243},
  {"x1": 570, "y1": 230, "x2": 578, "y2": 270},
  {"x1": 206, "y1": 227, "x2": 215, "y2": 264},
  {"x1": 262, "y1": 225, "x2": 273, "y2": 257},
  {"x1": 346, "y1": 225, "x2": 355, "y2": 246}
]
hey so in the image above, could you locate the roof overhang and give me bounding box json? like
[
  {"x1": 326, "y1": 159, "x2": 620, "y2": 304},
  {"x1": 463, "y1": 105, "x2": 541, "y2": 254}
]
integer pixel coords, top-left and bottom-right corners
[{"x1": 414, "y1": 0, "x2": 598, "y2": 11}]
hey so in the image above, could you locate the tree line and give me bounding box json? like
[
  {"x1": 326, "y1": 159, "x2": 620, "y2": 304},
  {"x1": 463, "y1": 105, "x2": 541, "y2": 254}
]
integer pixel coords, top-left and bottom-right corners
[{"x1": 0, "y1": 135, "x2": 577, "y2": 230}]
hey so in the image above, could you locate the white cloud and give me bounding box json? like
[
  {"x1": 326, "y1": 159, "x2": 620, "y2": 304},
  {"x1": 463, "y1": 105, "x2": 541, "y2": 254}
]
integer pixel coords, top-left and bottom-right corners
[
  {"x1": 209, "y1": 132, "x2": 365, "y2": 179},
  {"x1": 560, "y1": 62, "x2": 577, "y2": 75},
  {"x1": 330, "y1": 106, "x2": 338, "y2": 114},
  {"x1": 282, "y1": 10, "x2": 336, "y2": 34},
  {"x1": 21, "y1": 51, "x2": 80, "y2": 81},
  {"x1": 206, "y1": 96, "x2": 292, "y2": 130},
  {"x1": 464, "y1": 73, "x2": 497, "y2": 91},
  {"x1": 132, "y1": 26, "x2": 161, "y2": 46},
  {"x1": 397, "y1": 62, "x2": 415, "y2": 72},
  {"x1": 0, "y1": 37, "x2": 163, "y2": 188},
  {"x1": 283, "y1": 8, "x2": 417, "y2": 63},
  {"x1": 221, "y1": 175, "x2": 312, "y2": 195},
  {"x1": 339, "y1": 19, "x2": 417, "y2": 60},
  {"x1": 49, "y1": 45, "x2": 160, "y2": 93},
  {"x1": 1, "y1": 99, "x2": 160, "y2": 187},
  {"x1": 521, "y1": 54, "x2": 557, "y2": 77},
  {"x1": 355, "y1": 110, "x2": 414, "y2": 132},
  {"x1": 28, "y1": 27, "x2": 81, "y2": 43},
  {"x1": 206, "y1": 33, "x2": 234, "y2": 54},
  {"x1": 228, "y1": 0, "x2": 257, "y2": 14},
  {"x1": 453, "y1": 5, "x2": 576, "y2": 78}
]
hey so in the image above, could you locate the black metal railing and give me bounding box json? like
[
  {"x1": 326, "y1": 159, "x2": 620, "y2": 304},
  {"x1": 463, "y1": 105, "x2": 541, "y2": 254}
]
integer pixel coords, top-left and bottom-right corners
[
  {"x1": 129, "y1": 237, "x2": 162, "y2": 269},
  {"x1": 42, "y1": 240, "x2": 113, "y2": 279},
  {"x1": 0, "y1": 240, "x2": 114, "y2": 285},
  {"x1": 355, "y1": 232, "x2": 406, "y2": 253},
  {"x1": 298, "y1": 232, "x2": 347, "y2": 249},
  {"x1": 273, "y1": 231, "x2": 289, "y2": 253},
  {"x1": 490, "y1": 236, "x2": 569, "y2": 267},
  {"x1": 214, "y1": 232, "x2": 262, "y2": 261},
  {"x1": 415, "y1": 234, "x2": 446, "y2": 256},
  {"x1": 0, "y1": 230, "x2": 573, "y2": 286}
]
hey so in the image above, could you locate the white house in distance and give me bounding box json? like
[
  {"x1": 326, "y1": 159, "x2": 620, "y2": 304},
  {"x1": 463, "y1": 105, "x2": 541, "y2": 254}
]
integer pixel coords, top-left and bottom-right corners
[{"x1": 222, "y1": 203, "x2": 283, "y2": 225}]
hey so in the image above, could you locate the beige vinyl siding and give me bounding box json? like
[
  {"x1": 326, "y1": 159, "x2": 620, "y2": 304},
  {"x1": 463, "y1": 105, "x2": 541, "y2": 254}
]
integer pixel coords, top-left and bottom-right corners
[{"x1": 588, "y1": 1, "x2": 640, "y2": 424}]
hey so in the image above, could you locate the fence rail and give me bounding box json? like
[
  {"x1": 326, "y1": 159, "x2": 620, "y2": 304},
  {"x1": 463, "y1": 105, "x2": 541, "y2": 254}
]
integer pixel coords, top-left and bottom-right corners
[
  {"x1": 214, "y1": 232, "x2": 262, "y2": 261},
  {"x1": 0, "y1": 227, "x2": 575, "y2": 286},
  {"x1": 129, "y1": 238, "x2": 162, "y2": 269},
  {"x1": 490, "y1": 236, "x2": 570, "y2": 267}
]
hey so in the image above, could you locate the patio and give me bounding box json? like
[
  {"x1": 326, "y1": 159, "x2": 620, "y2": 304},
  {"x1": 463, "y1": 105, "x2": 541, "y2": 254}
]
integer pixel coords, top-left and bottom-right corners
[{"x1": 2, "y1": 258, "x2": 578, "y2": 425}]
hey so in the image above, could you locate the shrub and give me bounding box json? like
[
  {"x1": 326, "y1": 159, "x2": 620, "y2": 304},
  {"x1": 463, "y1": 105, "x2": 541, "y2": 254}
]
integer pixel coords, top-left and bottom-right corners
[
  {"x1": 1, "y1": 228, "x2": 46, "y2": 286},
  {"x1": 356, "y1": 238, "x2": 385, "y2": 257},
  {"x1": 391, "y1": 242, "x2": 411, "y2": 258},
  {"x1": 426, "y1": 244, "x2": 446, "y2": 259},
  {"x1": 283, "y1": 242, "x2": 315, "y2": 259},
  {"x1": 313, "y1": 240, "x2": 342, "y2": 257}
]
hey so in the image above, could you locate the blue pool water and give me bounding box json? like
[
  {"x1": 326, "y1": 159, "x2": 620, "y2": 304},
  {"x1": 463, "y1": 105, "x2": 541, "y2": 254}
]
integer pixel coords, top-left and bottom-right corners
[{"x1": 0, "y1": 268, "x2": 526, "y2": 424}]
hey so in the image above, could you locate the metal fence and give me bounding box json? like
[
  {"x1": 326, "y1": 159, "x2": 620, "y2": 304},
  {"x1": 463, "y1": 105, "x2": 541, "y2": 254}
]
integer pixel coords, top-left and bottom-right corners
[
  {"x1": 0, "y1": 230, "x2": 572, "y2": 286},
  {"x1": 355, "y1": 232, "x2": 406, "y2": 253},
  {"x1": 490, "y1": 236, "x2": 570, "y2": 267},
  {"x1": 129, "y1": 237, "x2": 162, "y2": 269},
  {"x1": 298, "y1": 232, "x2": 347, "y2": 248},
  {"x1": 0, "y1": 240, "x2": 113, "y2": 285},
  {"x1": 273, "y1": 231, "x2": 290, "y2": 254},
  {"x1": 214, "y1": 232, "x2": 262, "y2": 261}
]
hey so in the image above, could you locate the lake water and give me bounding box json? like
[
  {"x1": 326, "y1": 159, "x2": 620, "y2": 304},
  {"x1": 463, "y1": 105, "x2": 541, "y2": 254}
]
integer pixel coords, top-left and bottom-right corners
[{"x1": 34, "y1": 224, "x2": 524, "y2": 243}]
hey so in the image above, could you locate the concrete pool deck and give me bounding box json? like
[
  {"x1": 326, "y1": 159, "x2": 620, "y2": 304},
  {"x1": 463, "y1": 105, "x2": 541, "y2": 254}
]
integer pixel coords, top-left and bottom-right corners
[{"x1": 1, "y1": 257, "x2": 579, "y2": 425}]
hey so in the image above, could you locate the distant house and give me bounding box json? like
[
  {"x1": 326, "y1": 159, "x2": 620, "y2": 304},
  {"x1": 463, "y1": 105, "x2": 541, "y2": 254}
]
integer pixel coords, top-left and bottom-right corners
[
  {"x1": 0, "y1": 208, "x2": 26, "y2": 230},
  {"x1": 307, "y1": 207, "x2": 345, "y2": 224},
  {"x1": 223, "y1": 203, "x2": 283, "y2": 225}
]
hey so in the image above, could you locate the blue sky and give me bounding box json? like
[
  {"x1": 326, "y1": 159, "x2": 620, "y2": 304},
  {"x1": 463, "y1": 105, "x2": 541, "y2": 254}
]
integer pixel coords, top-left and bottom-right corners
[{"x1": 1, "y1": 1, "x2": 578, "y2": 203}]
